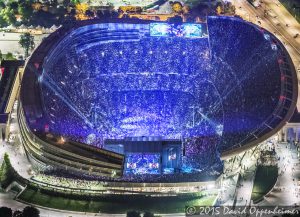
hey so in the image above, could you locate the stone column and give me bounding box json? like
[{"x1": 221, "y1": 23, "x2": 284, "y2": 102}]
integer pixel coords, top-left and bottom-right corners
[
  {"x1": 278, "y1": 129, "x2": 283, "y2": 142},
  {"x1": 284, "y1": 127, "x2": 288, "y2": 142}
]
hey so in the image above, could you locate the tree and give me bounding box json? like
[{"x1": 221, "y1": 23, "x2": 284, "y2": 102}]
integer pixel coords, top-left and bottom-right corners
[
  {"x1": 85, "y1": 9, "x2": 94, "y2": 18},
  {"x1": 19, "y1": 33, "x2": 35, "y2": 58},
  {"x1": 0, "y1": 207, "x2": 13, "y2": 217},
  {"x1": 62, "y1": 0, "x2": 71, "y2": 7},
  {"x1": 126, "y1": 211, "x2": 141, "y2": 217},
  {"x1": 0, "y1": 8, "x2": 16, "y2": 25},
  {"x1": 5, "y1": 52, "x2": 15, "y2": 60},
  {"x1": 143, "y1": 212, "x2": 155, "y2": 217},
  {"x1": 0, "y1": 158, "x2": 4, "y2": 188},
  {"x1": 31, "y1": 10, "x2": 57, "y2": 27},
  {"x1": 22, "y1": 206, "x2": 40, "y2": 217},
  {"x1": 0, "y1": 1, "x2": 5, "y2": 10},
  {"x1": 0, "y1": 14, "x2": 7, "y2": 27},
  {"x1": 75, "y1": 3, "x2": 89, "y2": 20},
  {"x1": 216, "y1": 6, "x2": 222, "y2": 15},
  {"x1": 12, "y1": 210, "x2": 22, "y2": 217},
  {"x1": 7, "y1": 2, "x2": 19, "y2": 13},
  {"x1": 171, "y1": 2, "x2": 183, "y2": 13},
  {"x1": 224, "y1": 2, "x2": 235, "y2": 15},
  {"x1": 71, "y1": 0, "x2": 81, "y2": 4},
  {"x1": 18, "y1": 2, "x2": 33, "y2": 23}
]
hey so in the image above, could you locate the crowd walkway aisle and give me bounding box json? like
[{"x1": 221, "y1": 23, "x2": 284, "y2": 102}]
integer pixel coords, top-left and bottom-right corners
[{"x1": 235, "y1": 164, "x2": 256, "y2": 206}]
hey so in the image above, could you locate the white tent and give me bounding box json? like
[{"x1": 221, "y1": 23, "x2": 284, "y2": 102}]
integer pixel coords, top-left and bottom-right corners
[
  {"x1": 50, "y1": 24, "x2": 57, "y2": 30},
  {"x1": 18, "y1": 24, "x2": 26, "y2": 29}
]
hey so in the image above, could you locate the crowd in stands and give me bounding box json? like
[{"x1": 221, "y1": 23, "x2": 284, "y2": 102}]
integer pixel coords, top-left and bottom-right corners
[
  {"x1": 32, "y1": 174, "x2": 105, "y2": 190},
  {"x1": 43, "y1": 166, "x2": 221, "y2": 183},
  {"x1": 208, "y1": 17, "x2": 284, "y2": 152},
  {"x1": 26, "y1": 17, "x2": 291, "y2": 181}
]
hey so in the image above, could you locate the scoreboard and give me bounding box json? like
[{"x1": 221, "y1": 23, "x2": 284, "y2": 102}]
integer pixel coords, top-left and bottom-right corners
[{"x1": 150, "y1": 23, "x2": 208, "y2": 38}]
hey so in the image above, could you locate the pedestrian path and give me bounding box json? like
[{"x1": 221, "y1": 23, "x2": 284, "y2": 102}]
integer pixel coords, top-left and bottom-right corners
[
  {"x1": 235, "y1": 164, "x2": 256, "y2": 206},
  {"x1": 259, "y1": 143, "x2": 300, "y2": 206},
  {"x1": 0, "y1": 103, "x2": 32, "y2": 179}
]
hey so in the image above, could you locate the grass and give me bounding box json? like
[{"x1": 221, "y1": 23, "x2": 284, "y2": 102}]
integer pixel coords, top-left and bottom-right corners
[
  {"x1": 251, "y1": 165, "x2": 278, "y2": 203},
  {"x1": 17, "y1": 187, "x2": 216, "y2": 214},
  {"x1": 1, "y1": 53, "x2": 16, "y2": 60},
  {"x1": 0, "y1": 153, "x2": 14, "y2": 189}
]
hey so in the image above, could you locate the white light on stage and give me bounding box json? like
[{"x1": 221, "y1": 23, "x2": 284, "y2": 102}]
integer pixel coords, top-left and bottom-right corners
[
  {"x1": 38, "y1": 75, "x2": 43, "y2": 83},
  {"x1": 264, "y1": 33, "x2": 270, "y2": 41},
  {"x1": 216, "y1": 124, "x2": 223, "y2": 136},
  {"x1": 134, "y1": 50, "x2": 138, "y2": 54},
  {"x1": 86, "y1": 133, "x2": 96, "y2": 144},
  {"x1": 119, "y1": 51, "x2": 123, "y2": 55},
  {"x1": 101, "y1": 52, "x2": 104, "y2": 57},
  {"x1": 271, "y1": 44, "x2": 277, "y2": 51},
  {"x1": 149, "y1": 50, "x2": 153, "y2": 54}
]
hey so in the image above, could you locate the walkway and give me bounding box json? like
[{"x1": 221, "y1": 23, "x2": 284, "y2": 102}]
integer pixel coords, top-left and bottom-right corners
[
  {"x1": 0, "y1": 32, "x2": 47, "y2": 55},
  {"x1": 0, "y1": 101, "x2": 32, "y2": 179},
  {"x1": 259, "y1": 142, "x2": 300, "y2": 206}
]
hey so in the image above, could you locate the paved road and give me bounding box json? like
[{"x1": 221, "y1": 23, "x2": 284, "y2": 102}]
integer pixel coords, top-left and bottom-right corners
[
  {"x1": 232, "y1": 0, "x2": 300, "y2": 67},
  {"x1": 0, "y1": 32, "x2": 48, "y2": 55}
]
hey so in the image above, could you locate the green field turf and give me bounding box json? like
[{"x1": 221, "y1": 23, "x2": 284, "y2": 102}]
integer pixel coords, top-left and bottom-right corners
[{"x1": 251, "y1": 165, "x2": 278, "y2": 203}]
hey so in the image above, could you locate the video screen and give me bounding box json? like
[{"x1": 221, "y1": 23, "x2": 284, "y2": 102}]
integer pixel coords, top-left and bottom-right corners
[
  {"x1": 150, "y1": 23, "x2": 207, "y2": 38},
  {"x1": 125, "y1": 153, "x2": 160, "y2": 174},
  {"x1": 182, "y1": 24, "x2": 203, "y2": 38},
  {"x1": 150, "y1": 23, "x2": 171, "y2": 37}
]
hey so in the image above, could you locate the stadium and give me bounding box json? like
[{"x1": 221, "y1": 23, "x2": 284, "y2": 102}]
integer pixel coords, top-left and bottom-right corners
[{"x1": 18, "y1": 16, "x2": 297, "y2": 184}]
